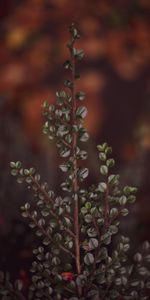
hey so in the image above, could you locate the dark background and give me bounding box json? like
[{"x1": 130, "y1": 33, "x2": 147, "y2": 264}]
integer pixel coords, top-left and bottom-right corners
[{"x1": 0, "y1": 0, "x2": 150, "y2": 285}]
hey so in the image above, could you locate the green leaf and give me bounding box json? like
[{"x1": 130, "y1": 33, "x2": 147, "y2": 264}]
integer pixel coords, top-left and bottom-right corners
[
  {"x1": 21, "y1": 211, "x2": 29, "y2": 218},
  {"x1": 64, "y1": 217, "x2": 72, "y2": 227},
  {"x1": 64, "y1": 263, "x2": 72, "y2": 271},
  {"x1": 56, "y1": 90, "x2": 67, "y2": 104},
  {"x1": 69, "y1": 23, "x2": 80, "y2": 39},
  {"x1": 24, "y1": 169, "x2": 30, "y2": 175},
  {"x1": 123, "y1": 244, "x2": 130, "y2": 252},
  {"x1": 10, "y1": 162, "x2": 16, "y2": 168},
  {"x1": 42, "y1": 100, "x2": 49, "y2": 109},
  {"x1": 97, "y1": 218, "x2": 104, "y2": 225},
  {"x1": 11, "y1": 169, "x2": 18, "y2": 176},
  {"x1": 64, "y1": 79, "x2": 72, "y2": 88},
  {"x1": 99, "y1": 153, "x2": 106, "y2": 161},
  {"x1": 85, "y1": 202, "x2": 92, "y2": 209},
  {"x1": 115, "y1": 277, "x2": 121, "y2": 286},
  {"x1": 49, "y1": 104, "x2": 55, "y2": 112},
  {"x1": 101, "y1": 233, "x2": 111, "y2": 245},
  {"x1": 97, "y1": 143, "x2": 108, "y2": 152},
  {"x1": 76, "y1": 91, "x2": 86, "y2": 101},
  {"x1": 55, "y1": 109, "x2": 63, "y2": 118},
  {"x1": 138, "y1": 266, "x2": 147, "y2": 276},
  {"x1": 59, "y1": 163, "x2": 71, "y2": 172},
  {"x1": 38, "y1": 219, "x2": 45, "y2": 227},
  {"x1": 17, "y1": 177, "x2": 24, "y2": 183},
  {"x1": 120, "y1": 208, "x2": 129, "y2": 216},
  {"x1": 77, "y1": 150, "x2": 88, "y2": 160},
  {"x1": 134, "y1": 253, "x2": 142, "y2": 262},
  {"x1": 81, "y1": 207, "x2": 88, "y2": 215},
  {"x1": 109, "y1": 225, "x2": 118, "y2": 234},
  {"x1": 41, "y1": 209, "x2": 49, "y2": 217},
  {"x1": 65, "y1": 134, "x2": 72, "y2": 143},
  {"x1": 100, "y1": 165, "x2": 108, "y2": 176},
  {"x1": 87, "y1": 228, "x2": 97, "y2": 237},
  {"x1": 29, "y1": 222, "x2": 36, "y2": 228},
  {"x1": 26, "y1": 176, "x2": 32, "y2": 184},
  {"x1": 43, "y1": 126, "x2": 49, "y2": 135},
  {"x1": 68, "y1": 240, "x2": 73, "y2": 249},
  {"x1": 119, "y1": 195, "x2": 127, "y2": 205},
  {"x1": 76, "y1": 274, "x2": 87, "y2": 287},
  {"x1": 84, "y1": 253, "x2": 94, "y2": 265},
  {"x1": 58, "y1": 207, "x2": 63, "y2": 215},
  {"x1": 64, "y1": 60, "x2": 72, "y2": 70},
  {"x1": 128, "y1": 195, "x2": 136, "y2": 203},
  {"x1": 60, "y1": 148, "x2": 71, "y2": 158},
  {"x1": 34, "y1": 174, "x2": 40, "y2": 182},
  {"x1": 15, "y1": 161, "x2": 21, "y2": 168},
  {"x1": 24, "y1": 203, "x2": 30, "y2": 210},
  {"x1": 78, "y1": 168, "x2": 89, "y2": 181},
  {"x1": 130, "y1": 280, "x2": 140, "y2": 287},
  {"x1": 89, "y1": 238, "x2": 99, "y2": 249},
  {"x1": 105, "y1": 146, "x2": 112, "y2": 155},
  {"x1": 43, "y1": 237, "x2": 50, "y2": 246},
  {"x1": 98, "y1": 182, "x2": 107, "y2": 192},
  {"x1": 44, "y1": 120, "x2": 49, "y2": 128},
  {"x1": 142, "y1": 241, "x2": 150, "y2": 251},
  {"x1": 87, "y1": 289, "x2": 99, "y2": 298},
  {"x1": 106, "y1": 158, "x2": 115, "y2": 168},
  {"x1": 76, "y1": 106, "x2": 88, "y2": 119},
  {"x1": 123, "y1": 186, "x2": 137, "y2": 195},
  {"x1": 91, "y1": 207, "x2": 99, "y2": 217},
  {"x1": 84, "y1": 214, "x2": 92, "y2": 223},
  {"x1": 57, "y1": 125, "x2": 69, "y2": 137},
  {"x1": 108, "y1": 174, "x2": 120, "y2": 185},
  {"x1": 52, "y1": 257, "x2": 61, "y2": 266},
  {"x1": 79, "y1": 131, "x2": 89, "y2": 142},
  {"x1": 61, "y1": 180, "x2": 72, "y2": 192},
  {"x1": 72, "y1": 48, "x2": 84, "y2": 60}
]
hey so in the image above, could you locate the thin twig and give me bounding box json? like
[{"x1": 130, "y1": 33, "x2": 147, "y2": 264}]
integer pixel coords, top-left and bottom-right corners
[
  {"x1": 71, "y1": 45, "x2": 81, "y2": 273},
  {"x1": 29, "y1": 214, "x2": 75, "y2": 259},
  {"x1": 104, "y1": 181, "x2": 109, "y2": 229},
  {"x1": 31, "y1": 176, "x2": 75, "y2": 238},
  {"x1": 61, "y1": 139, "x2": 72, "y2": 149},
  {"x1": 69, "y1": 37, "x2": 81, "y2": 297},
  {"x1": 92, "y1": 215, "x2": 101, "y2": 240}
]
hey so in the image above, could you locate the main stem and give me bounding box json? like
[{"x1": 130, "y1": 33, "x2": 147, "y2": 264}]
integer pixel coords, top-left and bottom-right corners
[
  {"x1": 104, "y1": 180, "x2": 109, "y2": 229},
  {"x1": 70, "y1": 44, "x2": 81, "y2": 276}
]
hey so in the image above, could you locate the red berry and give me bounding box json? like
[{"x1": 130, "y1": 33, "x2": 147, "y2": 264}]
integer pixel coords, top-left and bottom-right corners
[{"x1": 61, "y1": 272, "x2": 74, "y2": 281}]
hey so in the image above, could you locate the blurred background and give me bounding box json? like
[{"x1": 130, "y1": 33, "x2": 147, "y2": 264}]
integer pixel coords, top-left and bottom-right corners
[{"x1": 0, "y1": 0, "x2": 150, "y2": 287}]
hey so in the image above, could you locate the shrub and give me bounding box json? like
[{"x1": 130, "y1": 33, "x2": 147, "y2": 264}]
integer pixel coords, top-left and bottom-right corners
[{"x1": 0, "y1": 23, "x2": 150, "y2": 300}]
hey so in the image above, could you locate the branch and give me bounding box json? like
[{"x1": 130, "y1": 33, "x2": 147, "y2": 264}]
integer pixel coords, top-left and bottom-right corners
[
  {"x1": 61, "y1": 139, "x2": 72, "y2": 149},
  {"x1": 31, "y1": 175, "x2": 75, "y2": 238},
  {"x1": 70, "y1": 42, "x2": 81, "y2": 276},
  {"x1": 104, "y1": 181, "x2": 109, "y2": 229},
  {"x1": 29, "y1": 213, "x2": 75, "y2": 259},
  {"x1": 92, "y1": 215, "x2": 101, "y2": 241}
]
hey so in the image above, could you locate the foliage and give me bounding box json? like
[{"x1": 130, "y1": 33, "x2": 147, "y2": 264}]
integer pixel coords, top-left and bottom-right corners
[{"x1": 0, "y1": 24, "x2": 150, "y2": 300}]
